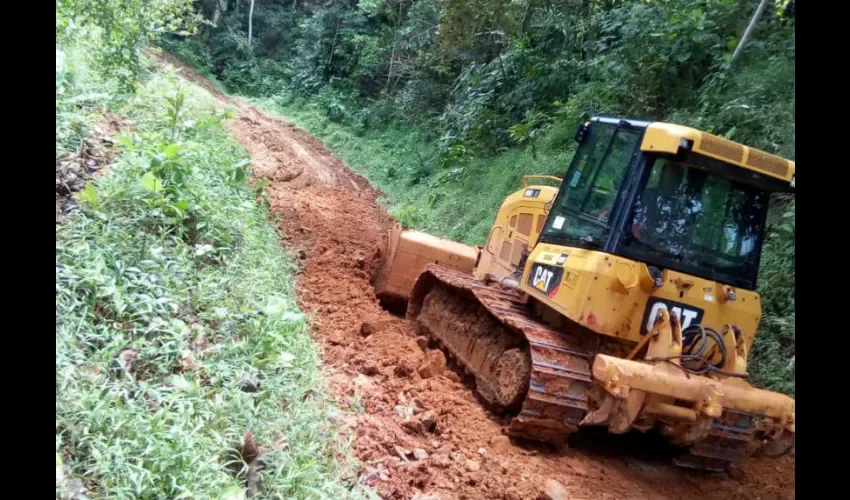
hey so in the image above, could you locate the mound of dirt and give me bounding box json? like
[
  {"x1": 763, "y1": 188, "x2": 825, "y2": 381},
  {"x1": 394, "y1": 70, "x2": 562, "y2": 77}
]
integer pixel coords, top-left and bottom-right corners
[{"x1": 156, "y1": 53, "x2": 795, "y2": 500}]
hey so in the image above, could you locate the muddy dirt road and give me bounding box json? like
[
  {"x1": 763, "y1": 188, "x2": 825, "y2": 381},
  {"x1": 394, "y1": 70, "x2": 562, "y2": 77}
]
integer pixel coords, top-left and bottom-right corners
[{"x1": 156, "y1": 53, "x2": 794, "y2": 500}]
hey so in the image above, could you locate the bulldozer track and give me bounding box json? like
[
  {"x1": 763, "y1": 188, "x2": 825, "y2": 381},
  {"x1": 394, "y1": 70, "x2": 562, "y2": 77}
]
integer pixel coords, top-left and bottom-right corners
[
  {"x1": 409, "y1": 264, "x2": 760, "y2": 472},
  {"x1": 672, "y1": 409, "x2": 756, "y2": 472},
  {"x1": 408, "y1": 264, "x2": 594, "y2": 445}
]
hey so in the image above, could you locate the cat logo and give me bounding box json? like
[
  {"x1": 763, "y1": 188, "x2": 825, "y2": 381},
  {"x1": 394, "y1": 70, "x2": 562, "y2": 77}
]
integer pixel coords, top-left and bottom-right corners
[
  {"x1": 640, "y1": 297, "x2": 705, "y2": 334},
  {"x1": 527, "y1": 263, "x2": 564, "y2": 298}
]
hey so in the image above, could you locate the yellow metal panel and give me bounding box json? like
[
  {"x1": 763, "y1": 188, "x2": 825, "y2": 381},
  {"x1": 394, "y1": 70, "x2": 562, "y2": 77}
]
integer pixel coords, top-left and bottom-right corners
[
  {"x1": 521, "y1": 244, "x2": 762, "y2": 351},
  {"x1": 475, "y1": 184, "x2": 559, "y2": 282},
  {"x1": 373, "y1": 224, "x2": 479, "y2": 301},
  {"x1": 593, "y1": 355, "x2": 794, "y2": 427},
  {"x1": 641, "y1": 122, "x2": 795, "y2": 184}
]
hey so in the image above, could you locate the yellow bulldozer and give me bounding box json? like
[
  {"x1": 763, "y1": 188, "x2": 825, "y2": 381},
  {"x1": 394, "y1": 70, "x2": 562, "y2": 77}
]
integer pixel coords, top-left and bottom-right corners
[{"x1": 373, "y1": 116, "x2": 795, "y2": 472}]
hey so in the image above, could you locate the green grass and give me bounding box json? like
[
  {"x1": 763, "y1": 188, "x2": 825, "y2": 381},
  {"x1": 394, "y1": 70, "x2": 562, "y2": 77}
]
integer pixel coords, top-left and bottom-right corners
[
  {"x1": 56, "y1": 53, "x2": 373, "y2": 499},
  {"x1": 56, "y1": 47, "x2": 129, "y2": 159}
]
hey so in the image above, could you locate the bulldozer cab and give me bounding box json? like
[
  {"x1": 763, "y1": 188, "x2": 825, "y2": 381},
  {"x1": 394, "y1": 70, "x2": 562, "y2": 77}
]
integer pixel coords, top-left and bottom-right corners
[{"x1": 538, "y1": 117, "x2": 795, "y2": 291}]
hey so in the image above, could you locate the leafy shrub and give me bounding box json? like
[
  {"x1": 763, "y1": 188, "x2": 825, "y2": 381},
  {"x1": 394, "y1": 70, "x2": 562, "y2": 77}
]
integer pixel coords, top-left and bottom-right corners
[{"x1": 57, "y1": 65, "x2": 369, "y2": 498}]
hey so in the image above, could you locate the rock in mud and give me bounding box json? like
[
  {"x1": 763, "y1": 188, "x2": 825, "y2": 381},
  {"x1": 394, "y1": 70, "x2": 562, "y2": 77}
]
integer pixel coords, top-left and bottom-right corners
[
  {"x1": 360, "y1": 321, "x2": 378, "y2": 336},
  {"x1": 394, "y1": 358, "x2": 415, "y2": 377},
  {"x1": 415, "y1": 471, "x2": 434, "y2": 489},
  {"x1": 413, "y1": 448, "x2": 430, "y2": 461},
  {"x1": 394, "y1": 446, "x2": 412, "y2": 461},
  {"x1": 435, "y1": 444, "x2": 453, "y2": 455},
  {"x1": 464, "y1": 459, "x2": 481, "y2": 472},
  {"x1": 327, "y1": 329, "x2": 347, "y2": 346},
  {"x1": 489, "y1": 435, "x2": 511, "y2": 453},
  {"x1": 431, "y1": 454, "x2": 451, "y2": 468},
  {"x1": 395, "y1": 404, "x2": 414, "y2": 419},
  {"x1": 540, "y1": 479, "x2": 567, "y2": 500},
  {"x1": 401, "y1": 418, "x2": 424, "y2": 434},
  {"x1": 418, "y1": 349, "x2": 447, "y2": 378},
  {"x1": 420, "y1": 409, "x2": 438, "y2": 432},
  {"x1": 359, "y1": 361, "x2": 380, "y2": 376},
  {"x1": 415, "y1": 336, "x2": 430, "y2": 351}
]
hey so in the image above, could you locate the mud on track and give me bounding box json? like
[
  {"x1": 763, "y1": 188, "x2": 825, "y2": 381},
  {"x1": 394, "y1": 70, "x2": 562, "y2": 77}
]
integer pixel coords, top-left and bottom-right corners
[{"x1": 156, "y1": 54, "x2": 795, "y2": 500}]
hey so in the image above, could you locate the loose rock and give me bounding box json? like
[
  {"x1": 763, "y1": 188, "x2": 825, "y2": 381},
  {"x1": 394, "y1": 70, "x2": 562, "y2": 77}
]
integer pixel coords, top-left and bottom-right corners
[
  {"x1": 394, "y1": 446, "x2": 412, "y2": 461},
  {"x1": 431, "y1": 454, "x2": 451, "y2": 468},
  {"x1": 416, "y1": 336, "x2": 430, "y2": 351},
  {"x1": 401, "y1": 418, "x2": 424, "y2": 434},
  {"x1": 464, "y1": 459, "x2": 481, "y2": 472},
  {"x1": 360, "y1": 321, "x2": 378, "y2": 336},
  {"x1": 418, "y1": 349, "x2": 447, "y2": 378},
  {"x1": 360, "y1": 361, "x2": 380, "y2": 376},
  {"x1": 540, "y1": 479, "x2": 567, "y2": 500},
  {"x1": 420, "y1": 410, "x2": 438, "y2": 432},
  {"x1": 394, "y1": 358, "x2": 414, "y2": 377},
  {"x1": 490, "y1": 435, "x2": 512, "y2": 453}
]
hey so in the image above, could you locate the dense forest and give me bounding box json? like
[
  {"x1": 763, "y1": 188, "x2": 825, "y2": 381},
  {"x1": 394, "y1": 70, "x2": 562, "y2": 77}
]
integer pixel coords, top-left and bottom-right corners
[
  {"x1": 165, "y1": 0, "x2": 795, "y2": 395},
  {"x1": 56, "y1": 1, "x2": 795, "y2": 496}
]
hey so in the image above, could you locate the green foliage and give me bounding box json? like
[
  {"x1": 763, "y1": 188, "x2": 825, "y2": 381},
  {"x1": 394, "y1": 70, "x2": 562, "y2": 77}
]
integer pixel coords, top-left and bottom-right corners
[
  {"x1": 751, "y1": 196, "x2": 795, "y2": 396},
  {"x1": 56, "y1": 46, "x2": 127, "y2": 158},
  {"x1": 56, "y1": 57, "x2": 371, "y2": 498},
  {"x1": 172, "y1": 0, "x2": 794, "y2": 395},
  {"x1": 57, "y1": 0, "x2": 200, "y2": 90}
]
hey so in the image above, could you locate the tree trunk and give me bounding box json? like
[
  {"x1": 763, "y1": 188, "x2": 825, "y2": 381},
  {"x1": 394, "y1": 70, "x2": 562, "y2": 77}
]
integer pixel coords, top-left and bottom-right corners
[
  {"x1": 205, "y1": 0, "x2": 223, "y2": 42},
  {"x1": 521, "y1": 0, "x2": 536, "y2": 37},
  {"x1": 212, "y1": 1, "x2": 221, "y2": 26},
  {"x1": 248, "y1": 0, "x2": 255, "y2": 46},
  {"x1": 326, "y1": 18, "x2": 342, "y2": 77},
  {"x1": 730, "y1": 0, "x2": 769, "y2": 65},
  {"x1": 385, "y1": 1, "x2": 404, "y2": 93}
]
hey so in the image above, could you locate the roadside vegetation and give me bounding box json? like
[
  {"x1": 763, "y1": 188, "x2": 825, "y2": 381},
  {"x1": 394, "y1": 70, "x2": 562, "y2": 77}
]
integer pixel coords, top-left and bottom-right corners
[
  {"x1": 56, "y1": 3, "x2": 372, "y2": 498},
  {"x1": 167, "y1": 0, "x2": 795, "y2": 396}
]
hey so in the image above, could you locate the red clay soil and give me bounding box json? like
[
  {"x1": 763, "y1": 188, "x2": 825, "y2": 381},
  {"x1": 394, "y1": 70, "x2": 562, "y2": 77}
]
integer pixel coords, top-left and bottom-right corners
[{"x1": 156, "y1": 54, "x2": 795, "y2": 500}]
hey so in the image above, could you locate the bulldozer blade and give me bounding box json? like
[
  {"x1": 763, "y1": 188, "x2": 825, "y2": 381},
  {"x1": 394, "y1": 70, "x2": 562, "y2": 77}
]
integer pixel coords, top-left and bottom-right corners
[{"x1": 372, "y1": 223, "x2": 480, "y2": 307}]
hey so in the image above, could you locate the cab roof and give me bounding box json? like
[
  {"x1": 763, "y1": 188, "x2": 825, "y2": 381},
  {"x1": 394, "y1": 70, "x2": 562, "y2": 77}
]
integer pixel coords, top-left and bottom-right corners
[{"x1": 589, "y1": 116, "x2": 795, "y2": 189}]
